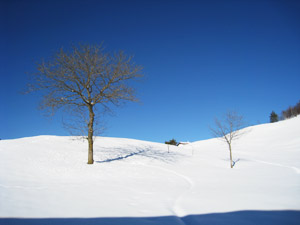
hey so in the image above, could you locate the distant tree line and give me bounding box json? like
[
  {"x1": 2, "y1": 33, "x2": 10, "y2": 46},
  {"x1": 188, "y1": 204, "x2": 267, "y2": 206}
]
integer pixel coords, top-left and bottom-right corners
[
  {"x1": 270, "y1": 100, "x2": 300, "y2": 123},
  {"x1": 281, "y1": 101, "x2": 300, "y2": 119}
]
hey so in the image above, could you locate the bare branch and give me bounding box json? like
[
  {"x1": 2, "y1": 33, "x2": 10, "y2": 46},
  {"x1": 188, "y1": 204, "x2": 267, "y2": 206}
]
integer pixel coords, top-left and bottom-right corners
[
  {"x1": 210, "y1": 111, "x2": 248, "y2": 168},
  {"x1": 28, "y1": 44, "x2": 143, "y2": 164}
]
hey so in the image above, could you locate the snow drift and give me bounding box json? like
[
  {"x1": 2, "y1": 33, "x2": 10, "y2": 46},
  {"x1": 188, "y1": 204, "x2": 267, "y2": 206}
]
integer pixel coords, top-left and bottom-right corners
[{"x1": 0, "y1": 116, "x2": 299, "y2": 224}]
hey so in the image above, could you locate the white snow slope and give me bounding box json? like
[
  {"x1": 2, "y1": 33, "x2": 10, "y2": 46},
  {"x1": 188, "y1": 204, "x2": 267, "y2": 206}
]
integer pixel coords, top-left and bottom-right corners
[{"x1": 0, "y1": 117, "x2": 300, "y2": 225}]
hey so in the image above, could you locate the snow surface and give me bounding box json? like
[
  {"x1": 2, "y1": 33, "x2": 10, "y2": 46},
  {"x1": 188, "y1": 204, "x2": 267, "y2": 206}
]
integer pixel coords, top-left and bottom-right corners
[{"x1": 0, "y1": 116, "x2": 300, "y2": 224}]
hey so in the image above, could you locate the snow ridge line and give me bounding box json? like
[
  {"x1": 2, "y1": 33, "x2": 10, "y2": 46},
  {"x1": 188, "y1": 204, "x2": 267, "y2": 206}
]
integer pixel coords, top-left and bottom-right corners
[
  {"x1": 170, "y1": 169, "x2": 194, "y2": 217},
  {"x1": 253, "y1": 159, "x2": 300, "y2": 174},
  {"x1": 0, "y1": 184, "x2": 45, "y2": 190},
  {"x1": 142, "y1": 164, "x2": 194, "y2": 217}
]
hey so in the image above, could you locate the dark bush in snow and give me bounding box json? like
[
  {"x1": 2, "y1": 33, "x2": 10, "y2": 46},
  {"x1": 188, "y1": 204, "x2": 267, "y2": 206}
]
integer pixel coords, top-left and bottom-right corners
[
  {"x1": 270, "y1": 111, "x2": 279, "y2": 123},
  {"x1": 165, "y1": 139, "x2": 178, "y2": 146}
]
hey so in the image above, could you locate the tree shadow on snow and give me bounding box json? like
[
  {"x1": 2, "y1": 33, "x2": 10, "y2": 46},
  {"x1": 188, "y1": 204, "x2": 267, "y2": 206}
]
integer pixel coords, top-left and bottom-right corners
[
  {"x1": 1, "y1": 210, "x2": 300, "y2": 225},
  {"x1": 96, "y1": 149, "x2": 146, "y2": 163},
  {"x1": 95, "y1": 146, "x2": 182, "y2": 164}
]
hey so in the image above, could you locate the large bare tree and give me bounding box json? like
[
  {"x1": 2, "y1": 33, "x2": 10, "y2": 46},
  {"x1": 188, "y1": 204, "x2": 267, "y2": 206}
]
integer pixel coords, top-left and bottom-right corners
[
  {"x1": 210, "y1": 111, "x2": 247, "y2": 168},
  {"x1": 29, "y1": 44, "x2": 143, "y2": 164}
]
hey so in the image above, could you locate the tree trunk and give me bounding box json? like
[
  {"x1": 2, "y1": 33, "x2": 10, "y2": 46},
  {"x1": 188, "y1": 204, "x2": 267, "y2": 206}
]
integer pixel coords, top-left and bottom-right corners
[
  {"x1": 229, "y1": 144, "x2": 233, "y2": 168},
  {"x1": 87, "y1": 104, "x2": 94, "y2": 164}
]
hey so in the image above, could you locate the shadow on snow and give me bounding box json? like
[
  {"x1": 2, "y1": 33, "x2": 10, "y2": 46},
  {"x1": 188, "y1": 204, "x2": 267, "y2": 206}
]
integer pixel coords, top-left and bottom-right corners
[
  {"x1": 95, "y1": 146, "x2": 182, "y2": 163},
  {"x1": 1, "y1": 210, "x2": 300, "y2": 225},
  {"x1": 96, "y1": 149, "x2": 146, "y2": 163}
]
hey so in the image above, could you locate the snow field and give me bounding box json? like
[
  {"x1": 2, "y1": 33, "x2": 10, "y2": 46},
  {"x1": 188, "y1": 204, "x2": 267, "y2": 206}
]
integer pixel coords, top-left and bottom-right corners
[{"x1": 0, "y1": 116, "x2": 299, "y2": 224}]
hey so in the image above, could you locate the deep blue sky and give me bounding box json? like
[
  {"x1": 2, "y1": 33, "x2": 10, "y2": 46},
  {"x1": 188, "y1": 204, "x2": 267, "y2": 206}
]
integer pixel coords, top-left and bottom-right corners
[{"x1": 1, "y1": 0, "x2": 300, "y2": 143}]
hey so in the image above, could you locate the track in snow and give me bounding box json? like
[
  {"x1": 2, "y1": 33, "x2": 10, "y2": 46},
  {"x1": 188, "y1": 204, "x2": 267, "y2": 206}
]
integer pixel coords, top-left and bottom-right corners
[
  {"x1": 143, "y1": 163, "x2": 194, "y2": 217},
  {"x1": 252, "y1": 159, "x2": 300, "y2": 174}
]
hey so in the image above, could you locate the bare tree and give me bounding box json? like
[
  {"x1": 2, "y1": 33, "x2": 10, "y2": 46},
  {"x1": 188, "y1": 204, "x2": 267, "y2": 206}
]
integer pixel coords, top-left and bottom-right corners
[
  {"x1": 29, "y1": 44, "x2": 143, "y2": 164},
  {"x1": 210, "y1": 111, "x2": 247, "y2": 168}
]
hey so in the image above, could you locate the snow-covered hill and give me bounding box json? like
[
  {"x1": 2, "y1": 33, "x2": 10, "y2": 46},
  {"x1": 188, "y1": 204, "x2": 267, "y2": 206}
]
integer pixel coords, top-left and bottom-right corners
[{"x1": 0, "y1": 117, "x2": 300, "y2": 225}]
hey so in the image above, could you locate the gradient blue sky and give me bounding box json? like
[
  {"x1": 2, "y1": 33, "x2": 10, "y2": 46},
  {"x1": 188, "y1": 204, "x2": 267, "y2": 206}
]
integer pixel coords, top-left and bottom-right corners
[{"x1": 1, "y1": 0, "x2": 300, "y2": 143}]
